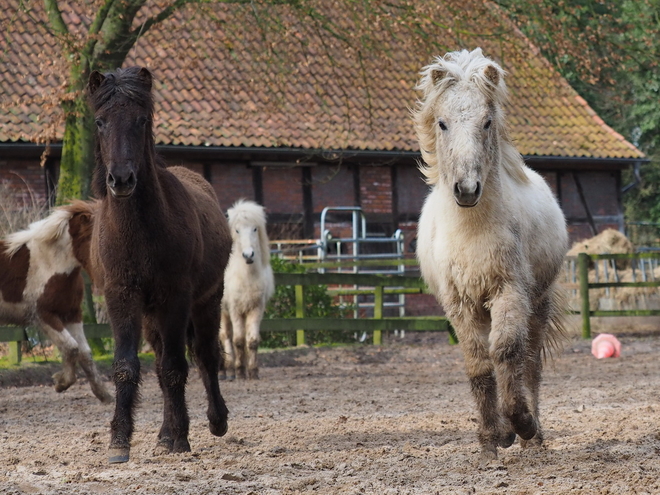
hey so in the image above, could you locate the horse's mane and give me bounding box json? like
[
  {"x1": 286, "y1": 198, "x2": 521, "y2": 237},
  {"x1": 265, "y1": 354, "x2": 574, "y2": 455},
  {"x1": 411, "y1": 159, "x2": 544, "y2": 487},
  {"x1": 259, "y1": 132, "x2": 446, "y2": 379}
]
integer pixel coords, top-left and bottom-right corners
[
  {"x1": 227, "y1": 199, "x2": 270, "y2": 267},
  {"x1": 89, "y1": 67, "x2": 154, "y2": 114},
  {"x1": 412, "y1": 48, "x2": 529, "y2": 185},
  {"x1": 4, "y1": 206, "x2": 75, "y2": 257}
]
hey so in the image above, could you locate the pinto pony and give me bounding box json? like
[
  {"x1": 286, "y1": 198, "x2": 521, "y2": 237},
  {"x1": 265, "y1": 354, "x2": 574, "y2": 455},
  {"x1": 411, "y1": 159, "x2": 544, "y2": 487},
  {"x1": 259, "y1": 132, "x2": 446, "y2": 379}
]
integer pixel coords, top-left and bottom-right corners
[
  {"x1": 88, "y1": 67, "x2": 232, "y2": 464},
  {"x1": 220, "y1": 200, "x2": 274, "y2": 380},
  {"x1": 1, "y1": 201, "x2": 112, "y2": 403},
  {"x1": 414, "y1": 49, "x2": 568, "y2": 460}
]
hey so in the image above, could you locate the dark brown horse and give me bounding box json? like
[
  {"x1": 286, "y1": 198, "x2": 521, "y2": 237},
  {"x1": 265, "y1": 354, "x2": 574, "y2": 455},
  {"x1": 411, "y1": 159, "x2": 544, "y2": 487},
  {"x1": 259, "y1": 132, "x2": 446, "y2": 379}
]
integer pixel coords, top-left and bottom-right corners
[{"x1": 88, "y1": 67, "x2": 232, "y2": 464}]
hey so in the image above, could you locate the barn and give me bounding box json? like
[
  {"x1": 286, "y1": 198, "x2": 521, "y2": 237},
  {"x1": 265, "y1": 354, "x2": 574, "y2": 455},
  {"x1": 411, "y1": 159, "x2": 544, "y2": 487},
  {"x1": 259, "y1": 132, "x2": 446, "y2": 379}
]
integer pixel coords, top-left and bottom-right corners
[{"x1": 0, "y1": 0, "x2": 646, "y2": 251}]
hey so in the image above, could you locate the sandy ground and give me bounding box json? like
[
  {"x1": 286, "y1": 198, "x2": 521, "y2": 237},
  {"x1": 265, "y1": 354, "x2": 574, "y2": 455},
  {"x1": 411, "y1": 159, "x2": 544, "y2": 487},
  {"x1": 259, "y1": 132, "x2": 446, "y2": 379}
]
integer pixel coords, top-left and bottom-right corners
[{"x1": 1, "y1": 332, "x2": 659, "y2": 495}]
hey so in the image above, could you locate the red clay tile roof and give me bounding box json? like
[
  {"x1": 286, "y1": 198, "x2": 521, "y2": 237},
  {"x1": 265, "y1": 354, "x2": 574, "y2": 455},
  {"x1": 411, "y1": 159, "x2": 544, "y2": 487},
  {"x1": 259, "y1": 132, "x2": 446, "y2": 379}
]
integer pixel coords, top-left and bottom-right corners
[{"x1": 0, "y1": 0, "x2": 644, "y2": 160}]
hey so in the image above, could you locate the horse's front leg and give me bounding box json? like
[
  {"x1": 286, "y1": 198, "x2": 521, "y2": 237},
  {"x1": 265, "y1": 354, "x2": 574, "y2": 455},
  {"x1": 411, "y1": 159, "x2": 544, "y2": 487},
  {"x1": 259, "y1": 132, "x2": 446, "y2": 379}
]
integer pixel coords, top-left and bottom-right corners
[
  {"x1": 230, "y1": 309, "x2": 247, "y2": 379},
  {"x1": 453, "y1": 310, "x2": 515, "y2": 461},
  {"x1": 245, "y1": 307, "x2": 263, "y2": 380},
  {"x1": 155, "y1": 297, "x2": 193, "y2": 454},
  {"x1": 219, "y1": 309, "x2": 235, "y2": 380},
  {"x1": 106, "y1": 290, "x2": 143, "y2": 464},
  {"x1": 489, "y1": 284, "x2": 536, "y2": 442}
]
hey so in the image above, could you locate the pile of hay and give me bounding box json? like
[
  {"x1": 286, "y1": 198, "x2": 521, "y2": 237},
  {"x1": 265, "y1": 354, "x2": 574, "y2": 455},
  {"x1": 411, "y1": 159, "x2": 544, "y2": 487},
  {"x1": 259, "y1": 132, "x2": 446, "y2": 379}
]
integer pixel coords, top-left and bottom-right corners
[
  {"x1": 564, "y1": 229, "x2": 660, "y2": 311},
  {"x1": 567, "y1": 228, "x2": 634, "y2": 257}
]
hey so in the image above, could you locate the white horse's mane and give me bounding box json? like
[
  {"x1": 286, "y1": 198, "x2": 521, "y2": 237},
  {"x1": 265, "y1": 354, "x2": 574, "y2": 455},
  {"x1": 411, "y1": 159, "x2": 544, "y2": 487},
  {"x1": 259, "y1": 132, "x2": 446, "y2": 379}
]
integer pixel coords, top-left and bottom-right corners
[
  {"x1": 227, "y1": 199, "x2": 270, "y2": 266},
  {"x1": 413, "y1": 48, "x2": 529, "y2": 185},
  {"x1": 4, "y1": 207, "x2": 73, "y2": 257}
]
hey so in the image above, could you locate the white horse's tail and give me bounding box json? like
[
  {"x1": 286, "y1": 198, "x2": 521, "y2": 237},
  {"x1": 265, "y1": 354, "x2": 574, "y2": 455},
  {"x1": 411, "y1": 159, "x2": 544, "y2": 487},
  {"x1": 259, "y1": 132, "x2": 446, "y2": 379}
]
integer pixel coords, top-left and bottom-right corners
[
  {"x1": 542, "y1": 281, "x2": 569, "y2": 362},
  {"x1": 4, "y1": 208, "x2": 72, "y2": 257}
]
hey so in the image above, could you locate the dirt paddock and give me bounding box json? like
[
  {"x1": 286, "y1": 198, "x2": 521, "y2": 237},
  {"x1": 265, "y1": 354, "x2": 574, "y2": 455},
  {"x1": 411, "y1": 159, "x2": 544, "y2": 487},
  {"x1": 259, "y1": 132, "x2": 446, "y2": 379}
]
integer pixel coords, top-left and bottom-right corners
[{"x1": 1, "y1": 332, "x2": 659, "y2": 494}]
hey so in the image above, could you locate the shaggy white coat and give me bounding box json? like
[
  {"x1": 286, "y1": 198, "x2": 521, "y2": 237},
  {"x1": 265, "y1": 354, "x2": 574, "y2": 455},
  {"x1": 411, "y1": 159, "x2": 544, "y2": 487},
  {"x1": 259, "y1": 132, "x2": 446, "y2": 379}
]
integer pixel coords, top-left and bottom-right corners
[{"x1": 220, "y1": 199, "x2": 274, "y2": 380}]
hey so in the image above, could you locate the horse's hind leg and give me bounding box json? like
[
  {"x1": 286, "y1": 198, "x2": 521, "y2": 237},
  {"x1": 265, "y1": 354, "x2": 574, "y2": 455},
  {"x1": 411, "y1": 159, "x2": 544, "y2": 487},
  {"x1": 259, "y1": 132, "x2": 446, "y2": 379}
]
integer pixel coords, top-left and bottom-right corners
[
  {"x1": 219, "y1": 309, "x2": 235, "y2": 380},
  {"x1": 490, "y1": 285, "x2": 537, "y2": 442},
  {"x1": 37, "y1": 319, "x2": 79, "y2": 393},
  {"x1": 245, "y1": 308, "x2": 263, "y2": 380},
  {"x1": 520, "y1": 301, "x2": 550, "y2": 449},
  {"x1": 191, "y1": 297, "x2": 229, "y2": 438},
  {"x1": 67, "y1": 321, "x2": 113, "y2": 403}
]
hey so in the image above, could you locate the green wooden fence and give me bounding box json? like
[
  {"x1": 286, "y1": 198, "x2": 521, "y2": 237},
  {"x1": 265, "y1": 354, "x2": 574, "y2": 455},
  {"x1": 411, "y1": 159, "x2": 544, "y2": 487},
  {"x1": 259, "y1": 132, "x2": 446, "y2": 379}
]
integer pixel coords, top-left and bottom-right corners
[
  {"x1": 0, "y1": 269, "x2": 453, "y2": 365},
  {"x1": 6, "y1": 252, "x2": 660, "y2": 365},
  {"x1": 576, "y1": 252, "x2": 660, "y2": 339}
]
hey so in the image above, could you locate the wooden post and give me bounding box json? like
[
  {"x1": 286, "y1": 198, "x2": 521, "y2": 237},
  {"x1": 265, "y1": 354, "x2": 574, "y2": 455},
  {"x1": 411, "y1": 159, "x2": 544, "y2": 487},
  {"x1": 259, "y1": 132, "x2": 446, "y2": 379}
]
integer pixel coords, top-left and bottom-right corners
[
  {"x1": 295, "y1": 284, "x2": 305, "y2": 346},
  {"x1": 578, "y1": 252, "x2": 591, "y2": 339},
  {"x1": 373, "y1": 285, "x2": 383, "y2": 345},
  {"x1": 8, "y1": 341, "x2": 21, "y2": 365},
  {"x1": 447, "y1": 322, "x2": 459, "y2": 345},
  {"x1": 82, "y1": 271, "x2": 106, "y2": 355}
]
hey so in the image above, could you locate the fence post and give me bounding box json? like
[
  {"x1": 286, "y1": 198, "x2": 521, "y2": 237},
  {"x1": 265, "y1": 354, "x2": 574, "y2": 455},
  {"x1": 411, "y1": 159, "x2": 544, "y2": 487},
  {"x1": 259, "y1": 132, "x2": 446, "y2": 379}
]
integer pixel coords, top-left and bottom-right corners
[
  {"x1": 295, "y1": 284, "x2": 305, "y2": 346},
  {"x1": 373, "y1": 285, "x2": 383, "y2": 345},
  {"x1": 8, "y1": 340, "x2": 22, "y2": 365},
  {"x1": 578, "y1": 252, "x2": 591, "y2": 339}
]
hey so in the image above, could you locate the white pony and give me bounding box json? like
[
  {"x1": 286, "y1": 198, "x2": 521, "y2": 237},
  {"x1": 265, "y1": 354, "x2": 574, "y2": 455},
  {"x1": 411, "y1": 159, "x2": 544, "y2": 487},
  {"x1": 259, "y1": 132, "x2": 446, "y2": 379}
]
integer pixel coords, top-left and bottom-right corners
[
  {"x1": 414, "y1": 49, "x2": 568, "y2": 460},
  {"x1": 219, "y1": 200, "x2": 274, "y2": 380}
]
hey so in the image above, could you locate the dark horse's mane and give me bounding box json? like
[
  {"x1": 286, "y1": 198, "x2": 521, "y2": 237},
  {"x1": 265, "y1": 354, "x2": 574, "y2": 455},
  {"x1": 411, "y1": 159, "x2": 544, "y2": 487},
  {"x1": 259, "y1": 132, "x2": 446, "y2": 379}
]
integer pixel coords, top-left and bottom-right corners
[{"x1": 90, "y1": 67, "x2": 164, "y2": 199}]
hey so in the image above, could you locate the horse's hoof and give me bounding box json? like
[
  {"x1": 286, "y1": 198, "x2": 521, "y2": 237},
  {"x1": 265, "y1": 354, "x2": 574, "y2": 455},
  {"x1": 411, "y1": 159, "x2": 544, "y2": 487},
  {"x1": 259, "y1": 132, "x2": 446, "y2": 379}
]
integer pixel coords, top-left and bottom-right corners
[
  {"x1": 172, "y1": 438, "x2": 191, "y2": 453},
  {"x1": 52, "y1": 372, "x2": 75, "y2": 392},
  {"x1": 210, "y1": 420, "x2": 228, "y2": 437},
  {"x1": 498, "y1": 431, "x2": 517, "y2": 449},
  {"x1": 108, "y1": 448, "x2": 130, "y2": 464},
  {"x1": 154, "y1": 437, "x2": 174, "y2": 455},
  {"x1": 520, "y1": 434, "x2": 544, "y2": 449},
  {"x1": 95, "y1": 388, "x2": 114, "y2": 404},
  {"x1": 511, "y1": 411, "x2": 538, "y2": 441},
  {"x1": 247, "y1": 370, "x2": 260, "y2": 380},
  {"x1": 478, "y1": 447, "x2": 498, "y2": 468}
]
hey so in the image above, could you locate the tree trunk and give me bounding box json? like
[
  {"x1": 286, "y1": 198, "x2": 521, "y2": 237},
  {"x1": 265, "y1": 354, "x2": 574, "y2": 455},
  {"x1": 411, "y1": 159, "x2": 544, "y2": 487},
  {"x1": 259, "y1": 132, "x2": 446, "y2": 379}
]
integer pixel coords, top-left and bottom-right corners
[{"x1": 56, "y1": 96, "x2": 95, "y2": 203}]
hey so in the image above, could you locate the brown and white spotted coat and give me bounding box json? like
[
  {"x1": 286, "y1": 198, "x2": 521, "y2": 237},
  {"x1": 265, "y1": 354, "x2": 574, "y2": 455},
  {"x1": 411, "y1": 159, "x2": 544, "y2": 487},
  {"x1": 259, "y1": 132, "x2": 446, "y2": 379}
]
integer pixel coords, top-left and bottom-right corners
[{"x1": 1, "y1": 201, "x2": 112, "y2": 403}]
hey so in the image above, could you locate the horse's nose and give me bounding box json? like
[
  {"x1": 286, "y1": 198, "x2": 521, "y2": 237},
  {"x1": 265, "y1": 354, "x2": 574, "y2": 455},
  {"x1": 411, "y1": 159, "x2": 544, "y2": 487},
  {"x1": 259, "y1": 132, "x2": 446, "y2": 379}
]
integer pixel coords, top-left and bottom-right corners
[
  {"x1": 243, "y1": 250, "x2": 255, "y2": 264},
  {"x1": 453, "y1": 180, "x2": 482, "y2": 207},
  {"x1": 107, "y1": 167, "x2": 137, "y2": 198}
]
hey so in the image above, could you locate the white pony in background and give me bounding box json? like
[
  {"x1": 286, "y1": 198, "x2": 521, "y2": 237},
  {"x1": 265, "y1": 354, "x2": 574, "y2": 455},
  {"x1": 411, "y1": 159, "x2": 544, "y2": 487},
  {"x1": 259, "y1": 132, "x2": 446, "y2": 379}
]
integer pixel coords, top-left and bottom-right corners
[
  {"x1": 220, "y1": 200, "x2": 274, "y2": 380},
  {"x1": 414, "y1": 49, "x2": 568, "y2": 461}
]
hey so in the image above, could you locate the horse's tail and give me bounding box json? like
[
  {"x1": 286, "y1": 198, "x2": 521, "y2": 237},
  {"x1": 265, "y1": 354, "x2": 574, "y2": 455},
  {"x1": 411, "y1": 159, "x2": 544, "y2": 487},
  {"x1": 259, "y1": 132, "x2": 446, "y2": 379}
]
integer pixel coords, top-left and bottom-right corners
[{"x1": 542, "y1": 281, "x2": 569, "y2": 362}]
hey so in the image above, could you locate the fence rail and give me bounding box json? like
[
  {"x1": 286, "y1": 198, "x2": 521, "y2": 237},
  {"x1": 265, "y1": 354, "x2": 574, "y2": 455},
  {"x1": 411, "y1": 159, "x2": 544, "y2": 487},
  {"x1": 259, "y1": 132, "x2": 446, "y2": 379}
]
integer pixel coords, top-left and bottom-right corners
[
  {"x1": 8, "y1": 252, "x2": 658, "y2": 365},
  {"x1": 1, "y1": 270, "x2": 452, "y2": 365},
  {"x1": 576, "y1": 252, "x2": 660, "y2": 338}
]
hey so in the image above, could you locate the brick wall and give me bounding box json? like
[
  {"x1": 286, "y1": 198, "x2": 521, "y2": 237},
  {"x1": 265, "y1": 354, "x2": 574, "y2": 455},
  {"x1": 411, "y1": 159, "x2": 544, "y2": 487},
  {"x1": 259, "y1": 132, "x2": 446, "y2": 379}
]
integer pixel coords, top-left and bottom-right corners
[
  {"x1": 262, "y1": 167, "x2": 303, "y2": 215},
  {"x1": 208, "y1": 162, "x2": 254, "y2": 211},
  {"x1": 311, "y1": 165, "x2": 355, "y2": 213},
  {"x1": 359, "y1": 166, "x2": 392, "y2": 215},
  {"x1": 396, "y1": 164, "x2": 428, "y2": 218},
  {"x1": 0, "y1": 159, "x2": 48, "y2": 207}
]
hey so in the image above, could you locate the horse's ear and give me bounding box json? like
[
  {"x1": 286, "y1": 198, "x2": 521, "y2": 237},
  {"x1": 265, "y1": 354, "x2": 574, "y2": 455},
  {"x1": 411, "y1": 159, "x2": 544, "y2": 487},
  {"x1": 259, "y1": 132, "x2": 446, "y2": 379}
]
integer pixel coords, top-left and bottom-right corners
[
  {"x1": 431, "y1": 68, "x2": 448, "y2": 86},
  {"x1": 484, "y1": 64, "x2": 500, "y2": 87},
  {"x1": 88, "y1": 71, "x2": 105, "y2": 95},
  {"x1": 138, "y1": 68, "x2": 153, "y2": 90}
]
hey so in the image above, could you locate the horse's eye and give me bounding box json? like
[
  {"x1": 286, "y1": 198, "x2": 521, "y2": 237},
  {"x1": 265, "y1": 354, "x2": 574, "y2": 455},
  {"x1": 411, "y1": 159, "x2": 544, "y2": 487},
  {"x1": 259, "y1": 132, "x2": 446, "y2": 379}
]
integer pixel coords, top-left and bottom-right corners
[
  {"x1": 95, "y1": 118, "x2": 104, "y2": 129},
  {"x1": 137, "y1": 116, "x2": 148, "y2": 127},
  {"x1": 253, "y1": 227, "x2": 257, "y2": 232},
  {"x1": 438, "y1": 120, "x2": 448, "y2": 131},
  {"x1": 484, "y1": 119, "x2": 492, "y2": 130}
]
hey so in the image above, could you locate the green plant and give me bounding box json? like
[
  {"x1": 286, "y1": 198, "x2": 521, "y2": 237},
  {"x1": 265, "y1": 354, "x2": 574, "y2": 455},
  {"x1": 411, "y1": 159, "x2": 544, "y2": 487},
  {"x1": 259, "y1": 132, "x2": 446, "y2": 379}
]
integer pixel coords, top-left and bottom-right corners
[{"x1": 263, "y1": 257, "x2": 355, "y2": 348}]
